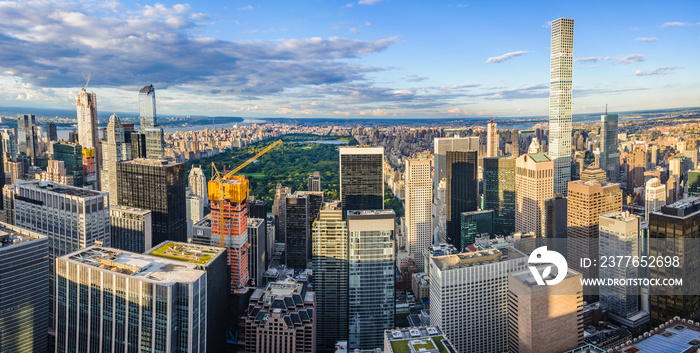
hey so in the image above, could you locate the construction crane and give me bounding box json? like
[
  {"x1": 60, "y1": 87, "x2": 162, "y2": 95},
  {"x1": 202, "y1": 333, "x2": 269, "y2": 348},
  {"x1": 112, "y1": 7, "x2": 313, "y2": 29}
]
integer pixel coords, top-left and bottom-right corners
[{"x1": 81, "y1": 71, "x2": 93, "y2": 91}]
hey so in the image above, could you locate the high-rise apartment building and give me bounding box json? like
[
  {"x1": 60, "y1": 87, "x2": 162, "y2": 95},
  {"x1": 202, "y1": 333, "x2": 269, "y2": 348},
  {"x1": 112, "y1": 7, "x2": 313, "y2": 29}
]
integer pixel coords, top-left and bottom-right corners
[
  {"x1": 483, "y1": 156, "x2": 516, "y2": 236},
  {"x1": 46, "y1": 122, "x2": 58, "y2": 141},
  {"x1": 648, "y1": 196, "x2": 700, "y2": 325},
  {"x1": 515, "y1": 153, "x2": 553, "y2": 237},
  {"x1": 567, "y1": 180, "x2": 622, "y2": 291},
  {"x1": 109, "y1": 205, "x2": 152, "y2": 253},
  {"x1": 487, "y1": 118, "x2": 498, "y2": 157},
  {"x1": 76, "y1": 89, "x2": 101, "y2": 189},
  {"x1": 248, "y1": 217, "x2": 267, "y2": 287},
  {"x1": 16, "y1": 114, "x2": 38, "y2": 166},
  {"x1": 139, "y1": 84, "x2": 157, "y2": 128},
  {"x1": 103, "y1": 114, "x2": 126, "y2": 205},
  {"x1": 116, "y1": 159, "x2": 187, "y2": 245},
  {"x1": 0, "y1": 223, "x2": 49, "y2": 353},
  {"x1": 40, "y1": 159, "x2": 74, "y2": 186},
  {"x1": 600, "y1": 113, "x2": 620, "y2": 183},
  {"x1": 339, "y1": 146, "x2": 384, "y2": 214},
  {"x1": 186, "y1": 193, "x2": 206, "y2": 240},
  {"x1": 308, "y1": 171, "x2": 321, "y2": 192},
  {"x1": 312, "y1": 202, "x2": 348, "y2": 353},
  {"x1": 285, "y1": 191, "x2": 323, "y2": 269},
  {"x1": 430, "y1": 247, "x2": 527, "y2": 353},
  {"x1": 645, "y1": 177, "x2": 666, "y2": 221},
  {"x1": 55, "y1": 246, "x2": 210, "y2": 353},
  {"x1": 347, "y1": 210, "x2": 395, "y2": 350},
  {"x1": 507, "y1": 267, "x2": 584, "y2": 353},
  {"x1": 404, "y1": 155, "x2": 432, "y2": 268},
  {"x1": 189, "y1": 165, "x2": 208, "y2": 204},
  {"x1": 52, "y1": 142, "x2": 84, "y2": 187},
  {"x1": 446, "y1": 150, "x2": 478, "y2": 249},
  {"x1": 549, "y1": 18, "x2": 574, "y2": 194},
  {"x1": 244, "y1": 279, "x2": 316, "y2": 353}
]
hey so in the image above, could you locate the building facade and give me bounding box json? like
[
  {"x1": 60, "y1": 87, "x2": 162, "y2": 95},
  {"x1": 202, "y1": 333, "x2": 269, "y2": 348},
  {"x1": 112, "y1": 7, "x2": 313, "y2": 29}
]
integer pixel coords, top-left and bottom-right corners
[
  {"x1": 52, "y1": 142, "x2": 84, "y2": 187},
  {"x1": 110, "y1": 205, "x2": 152, "y2": 253},
  {"x1": 248, "y1": 217, "x2": 267, "y2": 287},
  {"x1": 339, "y1": 146, "x2": 384, "y2": 214},
  {"x1": 189, "y1": 166, "x2": 208, "y2": 204},
  {"x1": 404, "y1": 155, "x2": 432, "y2": 268},
  {"x1": 645, "y1": 177, "x2": 666, "y2": 221},
  {"x1": 483, "y1": 156, "x2": 516, "y2": 236},
  {"x1": 446, "y1": 150, "x2": 478, "y2": 250},
  {"x1": 600, "y1": 114, "x2": 620, "y2": 183},
  {"x1": 515, "y1": 153, "x2": 553, "y2": 237},
  {"x1": 76, "y1": 90, "x2": 101, "y2": 189}
]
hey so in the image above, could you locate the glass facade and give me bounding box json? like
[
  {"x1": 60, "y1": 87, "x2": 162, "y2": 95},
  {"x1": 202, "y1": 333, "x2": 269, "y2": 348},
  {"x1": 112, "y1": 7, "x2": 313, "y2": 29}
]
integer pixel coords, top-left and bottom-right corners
[
  {"x1": 483, "y1": 157, "x2": 516, "y2": 236},
  {"x1": 139, "y1": 84, "x2": 157, "y2": 128},
  {"x1": 53, "y1": 142, "x2": 84, "y2": 187},
  {"x1": 460, "y1": 210, "x2": 494, "y2": 247},
  {"x1": 446, "y1": 150, "x2": 478, "y2": 250},
  {"x1": 339, "y1": 147, "x2": 384, "y2": 215},
  {"x1": 600, "y1": 114, "x2": 620, "y2": 183}
]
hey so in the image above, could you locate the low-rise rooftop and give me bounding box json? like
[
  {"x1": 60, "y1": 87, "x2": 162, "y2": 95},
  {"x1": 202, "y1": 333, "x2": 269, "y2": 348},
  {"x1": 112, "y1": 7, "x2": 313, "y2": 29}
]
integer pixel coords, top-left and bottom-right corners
[
  {"x1": 0, "y1": 223, "x2": 46, "y2": 248},
  {"x1": 18, "y1": 180, "x2": 104, "y2": 198},
  {"x1": 432, "y1": 247, "x2": 525, "y2": 271},
  {"x1": 385, "y1": 326, "x2": 456, "y2": 353},
  {"x1": 613, "y1": 317, "x2": 700, "y2": 353},
  {"x1": 145, "y1": 241, "x2": 225, "y2": 266}
]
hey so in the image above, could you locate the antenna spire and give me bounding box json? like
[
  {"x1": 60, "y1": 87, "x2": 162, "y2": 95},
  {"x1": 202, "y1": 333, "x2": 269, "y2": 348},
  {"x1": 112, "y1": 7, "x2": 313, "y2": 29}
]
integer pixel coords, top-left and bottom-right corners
[{"x1": 605, "y1": 104, "x2": 608, "y2": 115}]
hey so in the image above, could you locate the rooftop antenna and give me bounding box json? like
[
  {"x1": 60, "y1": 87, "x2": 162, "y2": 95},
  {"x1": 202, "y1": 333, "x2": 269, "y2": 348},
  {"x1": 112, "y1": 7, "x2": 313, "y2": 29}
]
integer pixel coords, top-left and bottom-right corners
[{"x1": 605, "y1": 104, "x2": 608, "y2": 115}]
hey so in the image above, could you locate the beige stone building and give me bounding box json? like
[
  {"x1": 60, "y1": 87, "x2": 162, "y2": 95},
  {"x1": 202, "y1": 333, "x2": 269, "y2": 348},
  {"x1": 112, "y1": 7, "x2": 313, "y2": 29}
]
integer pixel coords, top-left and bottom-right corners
[{"x1": 515, "y1": 153, "x2": 553, "y2": 237}]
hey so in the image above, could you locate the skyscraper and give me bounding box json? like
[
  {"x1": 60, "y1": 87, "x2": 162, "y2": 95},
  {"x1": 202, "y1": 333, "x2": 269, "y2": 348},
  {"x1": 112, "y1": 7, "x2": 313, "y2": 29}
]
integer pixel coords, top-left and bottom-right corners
[
  {"x1": 627, "y1": 144, "x2": 647, "y2": 191},
  {"x1": 52, "y1": 142, "x2": 84, "y2": 187},
  {"x1": 76, "y1": 88, "x2": 101, "y2": 189},
  {"x1": 116, "y1": 159, "x2": 187, "y2": 245},
  {"x1": 545, "y1": 193, "x2": 568, "y2": 257},
  {"x1": 483, "y1": 156, "x2": 516, "y2": 236},
  {"x1": 339, "y1": 146, "x2": 384, "y2": 214},
  {"x1": 645, "y1": 177, "x2": 666, "y2": 221},
  {"x1": 430, "y1": 247, "x2": 527, "y2": 353},
  {"x1": 285, "y1": 191, "x2": 323, "y2": 269},
  {"x1": 507, "y1": 267, "x2": 584, "y2": 353},
  {"x1": 272, "y1": 183, "x2": 291, "y2": 243},
  {"x1": 139, "y1": 84, "x2": 157, "y2": 128},
  {"x1": 189, "y1": 165, "x2": 209, "y2": 204},
  {"x1": 347, "y1": 210, "x2": 395, "y2": 350},
  {"x1": 55, "y1": 246, "x2": 213, "y2": 353},
  {"x1": 460, "y1": 209, "x2": 494, "y2": 246},
  {"x1": 109, "y1": 205, "x2": 152, "y2": 253},
  {"x1": 145, "y1": 126, "x2": 165, "y2": 160},
  {"x1": 600, "y1": 113, "x2": 620, "y2": 183},
  {"x1": 312, "y1": 202, "x2": 348, "y2": 353},
  {"x1": 404, "y1": 155, "x2": 432, "y2": 268},
  {"x1": 0, "y1": 223, "x2": 49, "y2": 353},
  {"x1": 130, "y1": 131, "x2": 147, "y2": 159},
  {"x1": 515, "y1": 153, "x2": 553, "y2": 237},
  {"x1": 487, "y1": 118, "x2": 498, "y2": 157},
  {"x1": 248, "y1": 217, "x2": 267, "y2": 286},
  {"x1": 567, "y1": 180, "x2": 622, "y2": 293},
  {"x1": 46, "y1": 122, "x2": 58, "y2": 142},
  {"x1": 308, "y1": 171, "x2": 321, "y2": 192},
  {"x1": 549, "y1": 18, "x2": 574, "y2": 194},
  {"x1": 17, "y1": 114, "x2": 38, "y2": 166},
  {"x1": 103, "y1": 114, "x2": 125, "y2": 204},
  {"x1": 446, "y1": 150, "x2": 478, "y2": 249},
  {"x1": 689, "y1": 170, "x2": 700, "y2": 196}
]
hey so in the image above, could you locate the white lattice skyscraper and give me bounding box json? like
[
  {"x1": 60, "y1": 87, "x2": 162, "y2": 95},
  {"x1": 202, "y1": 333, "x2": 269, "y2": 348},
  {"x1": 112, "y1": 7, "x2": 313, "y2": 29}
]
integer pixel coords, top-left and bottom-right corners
[
  {"x1": 549, "y1": 18, "x2": 574, "y2": 194},
  {"x1": 405, "y1": 155, "x2": 432, "y2": 268}
]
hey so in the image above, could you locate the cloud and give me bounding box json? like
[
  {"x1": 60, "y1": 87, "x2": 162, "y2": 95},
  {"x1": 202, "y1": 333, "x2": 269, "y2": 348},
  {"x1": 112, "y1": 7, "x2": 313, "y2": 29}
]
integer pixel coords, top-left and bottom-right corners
[
  {"x1": 466, "y1": 84, "x2": 549, "y2": 100},
  {"x1": 358, "y1": 0, "x2": 381, "y2": 4},
  {"x1": 635, "y1": 67, "x2": 683, "y2": 76},
  {"x1": 405, "y1": 75, "x2": 428, "y2": 82},
  {"x1": 0, "y1": 1, "x2": 399, "y2": 97},
  {"x1": 635, "y1": 37, "x2": 658, "y2": 42},
  {"x1": 237, "y1": 5, "x2": 253, "y2": 11},
  {"x1": 575, "y1": 56, "x2": 610, "y2": 63},
  {"x1": 661, "y1": 22, "x2": 695, "y2": 27},
  {"x1": 485, "y1": 51, "x2": 527, "y2": 64},
  {"x1": 456, "y1": 3, "x2": 469, "y2": 8},
  {"x1": 617, "y1": 54, "x2": 645, "y2": 64}
]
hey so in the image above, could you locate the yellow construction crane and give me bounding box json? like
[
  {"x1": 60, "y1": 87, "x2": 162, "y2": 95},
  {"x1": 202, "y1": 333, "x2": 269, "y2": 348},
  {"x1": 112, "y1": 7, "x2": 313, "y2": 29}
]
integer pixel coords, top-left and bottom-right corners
[{"x1": 208, "y1": 139, "x2": 283, "y2": 247}]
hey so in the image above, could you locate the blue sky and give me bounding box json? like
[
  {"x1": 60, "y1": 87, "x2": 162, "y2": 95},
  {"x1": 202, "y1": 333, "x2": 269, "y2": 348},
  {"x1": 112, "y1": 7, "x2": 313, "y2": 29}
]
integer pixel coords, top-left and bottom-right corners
[{"x1": 0, "y1": 0, "x2": 697, "y2": 119}]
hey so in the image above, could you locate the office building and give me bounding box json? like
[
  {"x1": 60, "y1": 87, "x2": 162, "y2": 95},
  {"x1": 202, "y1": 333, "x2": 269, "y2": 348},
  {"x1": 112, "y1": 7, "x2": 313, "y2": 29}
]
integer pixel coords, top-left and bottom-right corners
[
  {"x1": 312, "y1": 202, "x2": 348, "y2": 353},
  {"x1": 130, "y1": 132, "x2": 147, "y2": 159},
  {"x1": 384, "y1": 326, "x2": 457, "y2": 353},
  {"x1": 645, "y1": 177, "x2": 666, "y2": 221},
  {"x1": 0, "y1": 224, "x2": 49, "y2": 353},
  {"x1": 139, "y1": 84, "x2": 157, "y2": 128},
  {"x1": 186, "y1": 193, "x2": 206, "y2": 240},
  {"x1": 339, "y1": 146, "x2": 384, "y2": 214},
  {"x1": 421, "y1": 243, "x2": 458, "y2": 276},
  {"x1": 1, "y1": 130, "x2": 17, "y2": 158},
  {"x1": 580, "y1": 163, "x2": 607, "y2": 183},
  {"x1": 507, "y1": 267, "x2": 584, "y2": 353},
  {"x1": 110, "y1": 205, "x2": 152, "y2": 253},
  {"x1": 612, "y1": 318, "x2": 700, "y2": 353},
  {"x1": 515, "y1": 153, "x2": 553, "y2": 237},
  {"x1": 40, "y1": 159, "x2": 74, "y2": 186},
  {"x1": 189, "y1": 165, "x2": 208, "y2": 204},
  {"x1": 76, "y1": 89, "x2": 101, "y2": 189},
  {"x1": 272, "y1": 183, "x2": 291, "y2": 243},
  {"x1": 545, "y1": 193, "x2": 568, "y2": 257},
  {"x1": 446, "y1": 150, "x2": 478, "y2": 250},
  {"x1": 483, "y1": 156, "x2": 516, "y2": 236},
  {"x1": 600, "y1": 113, "x2": 620, "y2": 183},
  {"x1": 248, "y1": 217, "x2": 267, "y2": 287},
  {"x1": 244, "y1": 279, "x2": 316, "y2": 353},
  {"x1": 248, "y1": 198, "x2": 267, "y2": 220},
  {"x1": 627, "y1": 144, "x2": 647, "y2": 191},
  {"x1": 567, "y1": 180, "x2": 622, "y2": 291},
  {"x1": 52, "y1": 142, "x2": 84, "y2": 187},
  {"x1": 308, "y1": 171, "x2": 321, "y2": 192},
  {"x1": 487, "y1": 118, "x2": 498, "y2": 157},
  {"x1": 191, "y1": 215, "x2": 213, "y2": 247},
  {"x1": 145, "y1": 126, "x2": 165, "y2": 160},
  {"x1": 117, "y1": 159, "x2": 187, "y2": 245},
  {"x1": 146, "y1": 242, "x2": 228, "y2": 353},
  {"x1": 103, "y1": 114, "x2": 126, "y2": 205},
  {"x1": 430, "y1": 247, "x2": 527, "y2": 353},
  {"x1": 549, "y1": 18, "x2": 575, "y2": 194},
  {"x1": 46, "y1": 122, "x2": 58, "y2": 141},
  {"x1": 17, "y1": 114, "x2": 38, "y2": 166},
  {"x1": 648, "y1": 196, "x2": 700, "y2": 325},
  {"x1": 347, "y1": 210, "x2": 395, "y2": 350},
  {"x1": 404, "y1": 155, "x2": 432, "y2": 268},
  {"x1": 286, "y1": 191, "x2": 323, "y2": 269},
  {"x1": 55, "y1": 246, "x2": 209, "y2": 353},
  {"x1": 460, "y1": 209, "x2": 494, "y2": 246},
  {"x1": 689, "y1": 170, "x2": 700, "y2": 196}
]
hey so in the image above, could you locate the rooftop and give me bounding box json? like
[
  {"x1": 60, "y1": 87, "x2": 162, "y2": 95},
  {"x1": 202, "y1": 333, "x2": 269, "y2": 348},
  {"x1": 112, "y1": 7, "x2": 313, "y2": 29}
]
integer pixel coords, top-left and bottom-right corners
[
  {"x1": 146, "y1": 241, "x2": 224, "y2": 265},
  {"x1": 528, "y1": 153, "x2": 551, "y2": 163},
  {"x1": 613, "y1": 318, "x2": 700, "y2": 353},
  {"x1": 18, "y1": 180, "x2": 105, "y2": 198},
  {"x1": 346, "y1": 209, "x2": 396, "y2": 217},
  {"x1": 65, "y1": 247, "x2": 205, "y2": 283},
  {"x1": 124, "y1": 158, "x2": 181, "y2": 167},
  {"x1": 110, "y1": 205, "x2": 152, "y2": 215},
  {"x1": 385, "y1": 326, "x2": 456, "y2": 353},
  {"x1": 432, "y1": 247, "x2": 526, "y2": 271},
  {"x1": 510, "y1": 267, "x2": 581, "y2": 288},
  {"x1": 0, "y1": 223, "x2": 46, "y2": 249}
]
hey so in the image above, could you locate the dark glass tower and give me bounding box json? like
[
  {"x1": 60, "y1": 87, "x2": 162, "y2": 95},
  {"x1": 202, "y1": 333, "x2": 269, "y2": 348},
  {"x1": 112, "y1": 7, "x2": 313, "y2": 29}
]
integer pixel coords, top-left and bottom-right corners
[
  {"x1": 446, "y1": 150, "x2": 478, "y2": 250},
  {"x1": 17, "y1": 114, "x2": 38, "y2": 166},
  {"x1": 116, "y1": 159, "x2": 187, "y2": 245},
  {"x1": 130, "y1": 132, "x2": 147, "y2": 159},
  {"x1": 52, "y1": 142, "x2": 84, "y2": 187},
  {"x1": 600, "y1": 113, "x2": 620, "y2": 183},
  {"x1": 339, "y1": 146, "x2": 384, "y2": 215},
  {"x1": 483, "y1": 156, "x2": 516, "y2": 236},
  {"x1": 46, "y1": 122, "x2": 58, "y2": 141}
]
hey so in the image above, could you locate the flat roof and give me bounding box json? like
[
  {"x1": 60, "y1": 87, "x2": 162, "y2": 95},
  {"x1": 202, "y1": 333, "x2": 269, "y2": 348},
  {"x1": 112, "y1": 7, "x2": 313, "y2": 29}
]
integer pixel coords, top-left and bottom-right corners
[
  {"x1": 385, "y1": 326, "x2": 455, "y2": 353},
  {"x1": 614, "y1": 319, "x2": 700, "y2": 352},
  {"x1": 510, "y1": 267, "x2": 581, "y2": 287},
  {"x1": 528, "y1": 153, "x2": 552, "y2": 163},
  {"x1": 17, "y1": 181, "x2": 105, "y2": 198},
  {"x1": 124, "y1": 158, "x2": 181, "y2": 167},
  {"x1": 65, "y1": 247, "x2": 205, "y2": 283},
  {"x1": 0, "y1": 223, "x2": 46, "y2": 249},
  {"x1": 145, "y1": 242, "x2": 225, "y2": 265},
  {"x1": 110, "y1": 205, "x2": 151, "y2": 215},
  {"x1": 432, "y1": 247, "x2": 526, "y2": 271}
]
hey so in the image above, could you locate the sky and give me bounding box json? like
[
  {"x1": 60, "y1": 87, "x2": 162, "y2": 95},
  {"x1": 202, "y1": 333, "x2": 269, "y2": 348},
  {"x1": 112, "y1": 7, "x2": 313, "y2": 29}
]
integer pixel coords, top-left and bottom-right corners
[{"x1": 0, "y1": 0, "x2": 698, "y2": 119}]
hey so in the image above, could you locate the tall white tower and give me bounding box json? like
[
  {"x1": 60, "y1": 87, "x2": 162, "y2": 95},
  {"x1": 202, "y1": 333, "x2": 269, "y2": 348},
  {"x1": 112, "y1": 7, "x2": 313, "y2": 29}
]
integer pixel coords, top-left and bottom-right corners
[
  {"x1": 104, "y1": 114, "x2": 125, "y2": 204},
  {"x1": 76, "y1": 88, "x2": 101, "y2": 189},
  {"x1": 487, "y1": 118, "x2": 498, "y2": 158},
  {"x1": 405, "y1": 155, "x2": 432, "y2": 268},
  {"x1": 189, "y1": 166, "x2": 208, "y2": 205},
  {"x1": 549, "y1": 18, "x2": 574, "y2": 194}
]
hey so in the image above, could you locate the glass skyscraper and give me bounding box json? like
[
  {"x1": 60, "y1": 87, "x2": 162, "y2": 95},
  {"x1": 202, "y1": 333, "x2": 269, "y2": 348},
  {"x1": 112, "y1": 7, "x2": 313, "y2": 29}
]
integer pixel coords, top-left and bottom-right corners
[
  {"x1": 600, "y1": 113, "x2": 620, "y2": 183},
  {"x1": 52, "y1": 142, "x2": 85, "y2": 187},
  {"x1": 483, "y1": 156, "x2": 516, "y2": 236},
  {"x1": 460, "y1": 209, "x2": 494, "y2": 247},
  {"x1": 139, "y1": 84, "x2": 157, "y2": 128},
  {"x1": 339, "y1": 146, "x2": 384, "y2": 215},
  {"x1": 549, "y1": 18, "x2": 574, "y2": 194},
  {"x1": 16, "y1": 113, "x2": 38, "y2": 166},
  {"x1": 445, "y1": 150, "x2": 478, "y2": 250}
]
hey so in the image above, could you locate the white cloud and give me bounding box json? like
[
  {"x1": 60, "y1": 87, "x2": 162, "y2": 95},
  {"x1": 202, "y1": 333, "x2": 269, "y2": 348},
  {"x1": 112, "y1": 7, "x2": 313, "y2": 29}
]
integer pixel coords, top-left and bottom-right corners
[
  {"x1": 575, "y1": 56, "x2": 610, "y2": 63},
  {"x1": 662, "y1": 22, "x2": 695, "y2": 27},
  {"x1": 635, "y1": 67, "x2": 683, "y2": 76},
  {"x1": 617, "y1": 54, "x2": 644, "y2": 64},
  {"x1": 635, "y1": 37, "x2": 658, "y2": 42},
  {"x1": 485, "y1": 51, "x2": 527, "y2": 64},
  {"x1": 358, "y1": 0, "x2": 381, "y2": 5},
  {"x1": 237, "y1": 5, "x2": 254, "y2": 11}
]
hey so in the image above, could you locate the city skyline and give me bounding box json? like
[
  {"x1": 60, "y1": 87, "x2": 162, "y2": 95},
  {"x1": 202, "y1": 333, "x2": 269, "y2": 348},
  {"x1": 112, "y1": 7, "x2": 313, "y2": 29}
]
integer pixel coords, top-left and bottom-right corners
[{"x1": 0, "y1": 1, "x2": 696, "y2": 119}]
